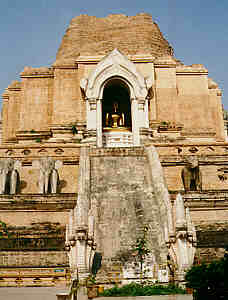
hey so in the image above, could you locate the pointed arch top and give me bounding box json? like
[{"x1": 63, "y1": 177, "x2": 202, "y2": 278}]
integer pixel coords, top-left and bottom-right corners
[{"x1": 80, "y1": 49, "x2": 152, "y2": 99}]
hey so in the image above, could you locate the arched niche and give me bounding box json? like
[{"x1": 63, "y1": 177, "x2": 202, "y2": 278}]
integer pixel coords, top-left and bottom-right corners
[
  {"x1": 102, "y1": 78, "x2": 132, "y2": 130},
  {"x1": 80, "y1": 49, "x2": 153, "y2": 147}
]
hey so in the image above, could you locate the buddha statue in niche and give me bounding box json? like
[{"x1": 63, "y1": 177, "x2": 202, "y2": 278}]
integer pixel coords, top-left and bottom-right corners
[{"x1": 105, "y1": 102, "x2": 126, "y2": 129}]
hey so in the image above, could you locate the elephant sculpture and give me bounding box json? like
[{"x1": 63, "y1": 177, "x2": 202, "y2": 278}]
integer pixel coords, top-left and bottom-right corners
[
  {"x1": 33, "y1": 157, "x2": 62, "y2": 194},
  {"x1": 0, "y1": 159, "x2": 21, "y2": 194},
  {"x1": 181, "y1": 156, "x2": 202, "y2": 191}
]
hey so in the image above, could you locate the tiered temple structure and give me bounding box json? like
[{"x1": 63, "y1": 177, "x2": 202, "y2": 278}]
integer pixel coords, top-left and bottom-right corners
[{"x1": 0, "y1": 13, "x2": 228, "y2": 287}]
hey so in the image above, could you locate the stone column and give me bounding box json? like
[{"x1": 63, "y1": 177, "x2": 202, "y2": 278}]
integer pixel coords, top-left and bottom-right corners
[
  {"x1": 96, "y1": 99, "x2": 103, "y2": 147},
  {"x1": 131, "y1": 98, "x2": 140, "y2": 146},
  {"x1": 87, "y1": 98, "x2": 97, "y2": 130}
]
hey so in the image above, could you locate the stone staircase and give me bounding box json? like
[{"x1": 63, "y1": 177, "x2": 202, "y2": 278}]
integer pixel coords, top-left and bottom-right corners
[{"x1": 88, "y1": 146, "x2": 169, "y2": 282}]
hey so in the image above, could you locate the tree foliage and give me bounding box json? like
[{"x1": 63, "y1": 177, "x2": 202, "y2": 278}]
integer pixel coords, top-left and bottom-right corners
[
  {"x1": 99, "y1": 282, "x2": 186, "y2": 297},
  {"x1": 185, "y1": 248, "x2": 228, "y2": 299}
]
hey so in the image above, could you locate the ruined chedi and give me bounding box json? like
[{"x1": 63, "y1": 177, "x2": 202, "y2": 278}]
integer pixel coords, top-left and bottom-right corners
[{"x1": 0, "y1": 13, "x2": 227, "y2": 287}]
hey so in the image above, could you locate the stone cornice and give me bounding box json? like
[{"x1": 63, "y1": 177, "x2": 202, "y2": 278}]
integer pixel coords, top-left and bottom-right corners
[
  {"x1": 176, "y1": 64, "x2": 208, "y2": 75},
  {"x1": 89, "y1": 146, "x2": 145, "y2": 157},
  {"x1": 7, "y1": 80, "x2": 21, "y2": 91},
  {"x1": 170, "y1": 190, "x2": 228, "y2": 211},
  {"x1": 161, "y1": 156, "x2": 228, "y2": 166},
  {"x1": 16, "y1": 130, "x2": 52, "y2": 141},
  {"x1": 0, "y1": 193, "x2": 77, "y2": 211},
  {"x1": 76, "y1": 54, "x2": 155, "y2": 65},
  {"x1": 52, "y1": 63, "x2": 78, "y2": 69},
  {"x1": 1, "y1": 91, "x2": 9, "y2": 99},
  {"x1": 20, "y1": 67, "x2": 54, "y2": 78},
  {"x1": 20, "y1": 74, "x2": 54, "y2": 78}
]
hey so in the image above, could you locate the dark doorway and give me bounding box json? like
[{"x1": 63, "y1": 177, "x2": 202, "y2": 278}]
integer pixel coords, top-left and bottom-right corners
[{"x1": 102, "y1": 79, "x2": 132, "y2": 129}]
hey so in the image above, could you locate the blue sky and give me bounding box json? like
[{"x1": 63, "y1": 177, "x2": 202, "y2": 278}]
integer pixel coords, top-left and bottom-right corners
[{"x1": 1, "y1": 0, "x2": 228, "y2": 108}]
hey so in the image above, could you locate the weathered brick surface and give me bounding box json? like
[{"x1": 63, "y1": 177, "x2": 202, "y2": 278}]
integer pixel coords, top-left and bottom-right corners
[
  {"x1": 0, "y1": 12, "x2": 227, "y2": 281},
  {"x1": 90, "y1": 151, "x2": 167, "y2": 268},
  {"x1": 1, "y1": 14, "x2": 225, "y2": 143},
  {"x1": 0, "y1": 251, "x2": 68, "y2": 267},
  {"x1": 52, "y1": 68, "x2": 83, "y2": 126},
  {"x1": 56, "y1": 13, "x2": 173, "y2": 63},
  {"x1": 19, "y1": 76, "x2": 53, "y2": 132}
]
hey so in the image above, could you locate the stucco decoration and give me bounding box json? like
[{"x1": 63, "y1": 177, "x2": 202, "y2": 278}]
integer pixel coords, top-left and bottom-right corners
[
  {"x1": 170, "y1": 194, "x2": 196, "y2": 281},
  {"x1": 175, "y1": 193, "x2": 187, "y2": 229},
  {"x1": 0, "y1": 159, "x2": 21, "y2": 195},
  {"x1": 67, "y1": 145, "x2": 197, "y2": 282},
  {"x1": 181, "y1": 156, "x2": 202, "y2": 191},
  {"x1": 33, "y1": 158, "x2": 62, "y2": 194},
  {"x1": 145, "y1": 147, "x2": 196, "y2": 282},
  {"x1": 145, "y1": 145, "x2": 174, "y2": 237},
  {"x1": 80, "y1": 49, "x2": 152, "y2": 100},
  {"x1": 65, "y1": 147, "x2": 95, "y2": 279}
]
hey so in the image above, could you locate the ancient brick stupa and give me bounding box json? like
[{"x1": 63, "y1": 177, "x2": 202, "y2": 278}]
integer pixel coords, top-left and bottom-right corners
[{"x1": 0, "y1": 13, "x2": 227, "y2": 288}]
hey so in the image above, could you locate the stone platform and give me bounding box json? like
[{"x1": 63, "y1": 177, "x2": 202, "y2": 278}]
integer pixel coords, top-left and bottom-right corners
[{"x1": 0, "y1": 287, "x2": 68, "y2": 300}]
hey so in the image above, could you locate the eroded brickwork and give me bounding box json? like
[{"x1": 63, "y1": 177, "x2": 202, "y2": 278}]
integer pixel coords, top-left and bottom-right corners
[
  {"x1": 0, "y1": 251, "x2": 68, "y2": 267},
  {"x1": 56, "y1": 13, "x2": 173, "y2": 63},
  {"x1": 0, "y1": 13, "x2": 228, "y2": 285},
  {"x1": 90, "y1": 149, "x2": 167, "y2": 268}
]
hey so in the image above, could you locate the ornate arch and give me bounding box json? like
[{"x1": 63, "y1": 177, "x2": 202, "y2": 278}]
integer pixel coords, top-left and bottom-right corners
[
  {"x1": 80, "y1": 49, "x2": 152, "y2": 99},
  {"x1": 80, "y1": 49, "x2": 152, "y2": 147}
]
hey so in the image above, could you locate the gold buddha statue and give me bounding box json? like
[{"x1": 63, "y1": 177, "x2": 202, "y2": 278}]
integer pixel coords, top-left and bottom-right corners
[{"x1": 105, "y1": 102, "x2": 126, "y2": 130}]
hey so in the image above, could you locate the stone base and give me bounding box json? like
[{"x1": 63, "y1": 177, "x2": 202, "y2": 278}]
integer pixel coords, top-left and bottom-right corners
[
  {"x1": 103, "y1": 131, "x2": 133, "y2": 147},
  {"x1": 0, "y1": 267, "x2": 69, "y2": 287}
]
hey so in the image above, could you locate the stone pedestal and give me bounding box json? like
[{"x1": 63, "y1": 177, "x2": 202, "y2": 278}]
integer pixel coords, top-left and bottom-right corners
[{"x1": 103, "y1": 130, "x2": 133, "y2": 147}]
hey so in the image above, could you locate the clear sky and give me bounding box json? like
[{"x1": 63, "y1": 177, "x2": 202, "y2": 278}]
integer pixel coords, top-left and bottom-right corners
[{"x1": 1, "y1": 0, "x2": 228, "y2": 108}]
